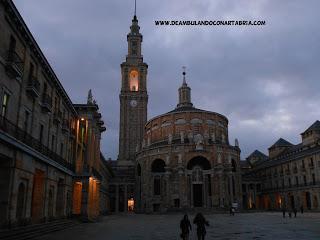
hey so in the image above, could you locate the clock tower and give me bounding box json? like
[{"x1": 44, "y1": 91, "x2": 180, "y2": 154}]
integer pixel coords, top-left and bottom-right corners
[{"x1": 118, "y1": 14, "x2": 148, "y2": 165}]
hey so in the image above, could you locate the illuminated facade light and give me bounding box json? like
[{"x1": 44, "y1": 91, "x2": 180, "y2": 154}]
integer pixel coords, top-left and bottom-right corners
[{"x1": 128, "y1": 198, "x2": 134, "y2": 211}]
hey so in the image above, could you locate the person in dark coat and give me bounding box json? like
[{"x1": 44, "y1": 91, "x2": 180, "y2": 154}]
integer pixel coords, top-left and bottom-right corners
[
  {"x1": 193, "y1": 213, "x2": 209, "y2": 240},
  {"x1": 300, "y1": 205, "x2": 304, "y2": 214},
  {"x1": 293, "y1": 207, "x2": 297, "y2": 218},
  {"x1": 180, "y1": 214, "x2": 192, "y2": 240},
  {"x1": 282, "y1": 207, "x2": 286, "y2": 218}
]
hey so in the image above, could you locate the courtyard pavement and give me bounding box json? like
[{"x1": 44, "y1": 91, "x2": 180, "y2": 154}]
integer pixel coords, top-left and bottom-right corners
[{"x1": 37, "y1": 212, "x2": 320, "y2": 240}]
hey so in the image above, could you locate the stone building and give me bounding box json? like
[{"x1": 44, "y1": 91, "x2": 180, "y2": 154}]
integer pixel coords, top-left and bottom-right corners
[
  {"x1": 0, "y1": 0, "x2": 110, "y2": 228},
  {"x1": 242, "y1": 121, "x2": 320, "y2": 211},
  {"x1": 109, "y1": 13, "x2": 147, "y2": 213},
  {"x1": 109, "y1": 12, "x2": 242, "y2": 213},
  {"x1": 135, "y1": 71, "x2": 242, "y2": 212}
]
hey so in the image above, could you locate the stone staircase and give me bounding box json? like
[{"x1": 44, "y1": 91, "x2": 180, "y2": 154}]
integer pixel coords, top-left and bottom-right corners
[{"x1": 0, "y1": 219, "x2": 80, "y2": 240}]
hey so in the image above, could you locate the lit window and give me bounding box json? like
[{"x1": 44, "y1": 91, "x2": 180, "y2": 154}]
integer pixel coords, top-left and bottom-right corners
[
  {"x1": 129, "y1": 70, "x2": 139, "y2": 91},
  {"x1": 1, "y1": 93, "x2": 9, "y2": 117}
]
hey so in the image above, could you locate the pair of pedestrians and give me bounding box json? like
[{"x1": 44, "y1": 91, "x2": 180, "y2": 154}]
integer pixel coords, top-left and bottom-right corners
[{"x1": 180, "y1": 213, "x2": 209, "y2": 240}]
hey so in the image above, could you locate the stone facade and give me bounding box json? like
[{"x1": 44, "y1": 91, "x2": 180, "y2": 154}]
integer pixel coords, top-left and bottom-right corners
[
  {"x1": 109, "y1": 14, "x2": 148, "y2": 213},
  {"x1": 118, "y1": 15, "x2": 148, "y2": 166},
  {"x1": 135, "y1": 72, "x2": 242, "y2": 212},
  {"x1": 242, "y1": 121, "x2": 320, "y2": 211},
  {"x1": 0, "y1": 0, "x2": 111, "y2": 228}
]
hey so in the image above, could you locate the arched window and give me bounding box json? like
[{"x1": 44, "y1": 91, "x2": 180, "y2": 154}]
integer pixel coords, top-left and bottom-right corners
[
  {"x1": 187, "y1": 156, "x2": 211, "y2": 170},
  {"x1": 151, "y1": 159, "x2": 166, "y2": 173},
  {"x1": 129, "y1": 70, "x2": 139, "y2": 91},
  {"x1": 153, "y1": 176, "x2": 161, "y2": 196},
  {"x1": 16, "y1": 182, "x2": 26, "y2": 219}
]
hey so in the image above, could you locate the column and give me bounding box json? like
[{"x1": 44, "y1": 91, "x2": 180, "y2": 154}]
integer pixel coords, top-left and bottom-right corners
[
  {"x1": 115, "y1": 184, "x2": 119, "y2": 213},
  {"x1": 211, "y1": 173, "x2": 215, "y2": 207},
  {"x1": 124, "y1": 185, "x2": 128, "y2": 212},
  {"x1": 203, "y1": 175, "x2": 207, "y2": 208}
]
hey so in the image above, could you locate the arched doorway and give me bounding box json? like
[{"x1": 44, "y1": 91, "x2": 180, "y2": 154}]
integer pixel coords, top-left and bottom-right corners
[
  {"x1": 16, "y1": 182, "x2": 26, "y2": 219},
  {"x1": 306, "y1": 192, "x2": 311, "y2": 210},
  {"x1": 187, "y1": 156, "x2": 211, "y2": 208},
  {"x1": 151, "y1": 159, "x2": 166, "y2": 212}
]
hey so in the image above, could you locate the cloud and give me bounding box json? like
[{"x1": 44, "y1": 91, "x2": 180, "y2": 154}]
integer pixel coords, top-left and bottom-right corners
[{"x1": 13, "y1": 0, "x2": 320, "y2": 159}]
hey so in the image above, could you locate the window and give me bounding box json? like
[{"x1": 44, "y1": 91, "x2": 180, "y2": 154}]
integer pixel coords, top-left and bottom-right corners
[
  {"x1": 43, "y1": 82, "x2": 47, "y2": 95},
  {"x1": 24, "y1": 111, "x2": 30, "y2": 132},
  {"x1": 9, "y1": 35, "x2": 16, "y2": 52},
  {"x1": 312, "y1": 174, "x2": 316, "y2": 185},
  {"x1": 51, "y1": 135, "x2": 55, "y2": 152},
  {"x1": 174, "y1": 199, "x2": 180, "y2": 208},
  {"x1": 60, "y1": 143, "x2": 64, "y2": 157},
  {"x1": 39, "y1": 124, "x2": 44, "y2": 144},
  {"x1": 303, "y1": 175, "x2": 307, "y2": 185},
  {"x1": 295, "y1": 176, "x2": 299, "y2": 186},
  {"x1": 288, "y1": 178, "x2": 291, "y2": 187},
  {"x1": 242, "y1": 184, "x2": 246, "y2": 193},
  {"x1": 28, "y1": 63, "x2": 34, "y2": 81},
  {"x1": 310, "y1": 158, "x2": 314, "y2": 167},
  {"x1": 232, "y1": 159, "x2": 237, "y2": 172},
  {"x1": 1, "y1": 93, "x2": 9, "y2": 117}
]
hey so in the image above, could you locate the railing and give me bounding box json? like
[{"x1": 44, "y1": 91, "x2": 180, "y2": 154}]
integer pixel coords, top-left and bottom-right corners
[
  {"x1": 6, "y1": 50, "x2": 24, "y2": 77},
  {"x1": 26, "y1": 76, "x2": 40, "y2": 96},
  {"x1": 262, "y1": 181, "x2": 320, "y2": 192},
  {"x1": 0, "y1": 116, "x2": 75, "y2": 171},
  {"x1": 41, "y1": 94, "x2": 52, "y2": 111}
]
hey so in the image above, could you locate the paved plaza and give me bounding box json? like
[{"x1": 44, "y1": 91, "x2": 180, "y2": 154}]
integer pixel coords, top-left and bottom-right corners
[{"x1": 38, "y1": 212, "x2": 320, "y2": 240}]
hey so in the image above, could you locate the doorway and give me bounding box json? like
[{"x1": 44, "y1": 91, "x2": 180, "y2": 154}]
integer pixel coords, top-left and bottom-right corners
[
  {"x1": 31, "y1": 169, "x2": 45, "y2": 222},
  {"x1": 306, "y1": 192, "x2": 311, "y2": 210},
  {"x1": 193, "y1": 184, "x2": 203, "y2": 207}
]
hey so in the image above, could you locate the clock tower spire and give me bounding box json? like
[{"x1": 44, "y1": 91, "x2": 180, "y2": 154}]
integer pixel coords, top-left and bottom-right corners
[{"x1": 118, "y1": 12, "x2": 148, "y2": 165}]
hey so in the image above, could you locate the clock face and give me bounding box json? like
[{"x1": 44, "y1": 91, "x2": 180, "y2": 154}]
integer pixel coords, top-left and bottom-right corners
[{"x1": 130, "y1": 100, "x2": 138, "y2": 107}]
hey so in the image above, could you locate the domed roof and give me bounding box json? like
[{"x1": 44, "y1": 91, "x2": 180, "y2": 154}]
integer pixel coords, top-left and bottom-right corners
[{"x1": 147, "y1": 69, "x2": 228, "y2": 124}]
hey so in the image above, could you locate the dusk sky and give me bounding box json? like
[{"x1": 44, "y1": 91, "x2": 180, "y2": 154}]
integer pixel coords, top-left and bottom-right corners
[{"x1": 14, "y1": 0, "x2": 320, "y2": 160}]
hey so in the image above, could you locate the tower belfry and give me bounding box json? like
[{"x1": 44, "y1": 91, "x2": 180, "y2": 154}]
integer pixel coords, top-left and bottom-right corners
[
  {"x1": 177, "y1": 66, "x2": 193, "y2": 108},
  {"x1": 118, "y1": 9, "x2": 148, "y2": 165}
]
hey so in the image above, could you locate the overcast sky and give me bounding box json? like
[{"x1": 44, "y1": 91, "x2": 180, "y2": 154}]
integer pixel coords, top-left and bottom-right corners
[{"x1": 14, "y1": 0, "x2": 320, "y2": 160}]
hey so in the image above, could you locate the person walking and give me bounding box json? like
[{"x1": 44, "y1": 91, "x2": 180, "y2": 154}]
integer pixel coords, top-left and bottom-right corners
[
  {"x1": 293, "y1": 207, "x2": 297, "y2": 218},
  {"x1": 282, "y1": 206, "x2": 286, "y2": 218},
  {"x1": 180, "y1": 214, "x2": 192, "y2": 240},
  {"x1": 193, "y1": 213, "x2": 209, "y2": 240},
  {"x1": 300, "y1": 205, "x2": 304, "y2": 214}
]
